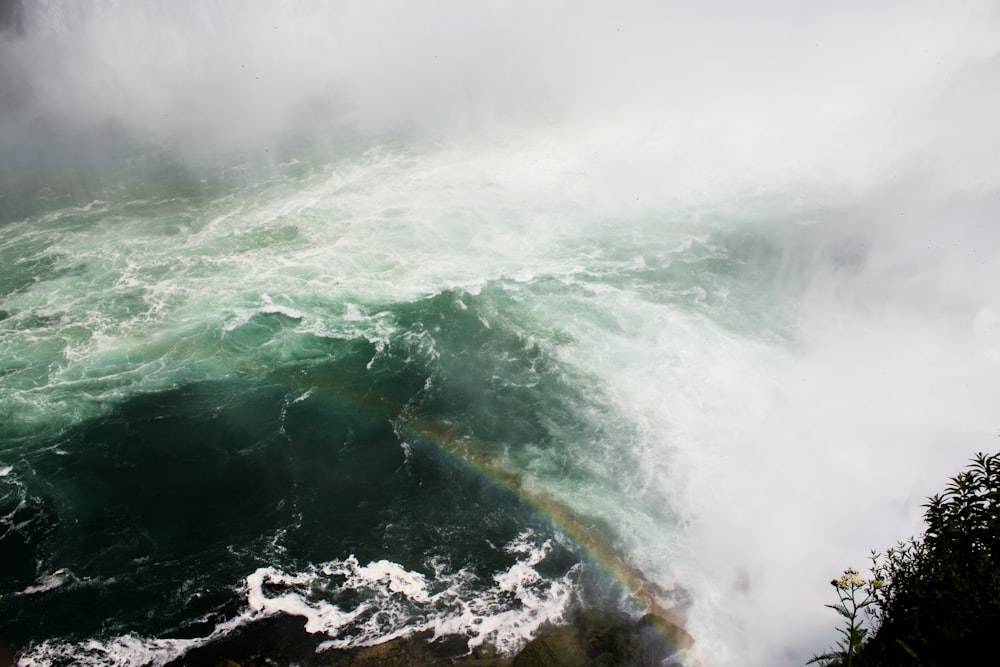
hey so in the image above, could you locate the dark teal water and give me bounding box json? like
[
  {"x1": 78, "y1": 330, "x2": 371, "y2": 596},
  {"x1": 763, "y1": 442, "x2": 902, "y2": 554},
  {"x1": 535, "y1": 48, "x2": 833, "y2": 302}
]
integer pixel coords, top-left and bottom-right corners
[
  {"x1": 0, "y1": 266, "x2": 609, "y2": 663},
  {"x1": 0, "y1": 147, "x2": 955, "y2": 667}
]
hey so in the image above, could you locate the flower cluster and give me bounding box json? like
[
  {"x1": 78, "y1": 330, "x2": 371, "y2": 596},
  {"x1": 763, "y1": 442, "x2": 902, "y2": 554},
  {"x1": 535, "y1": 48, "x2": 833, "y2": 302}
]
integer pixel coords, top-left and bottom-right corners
[
  {"x1": 833, "y1": 567, "x2": 867, "y2": 590},
  {"x1": 810, "y1": 568, "x2": 880, "y2": 666}
]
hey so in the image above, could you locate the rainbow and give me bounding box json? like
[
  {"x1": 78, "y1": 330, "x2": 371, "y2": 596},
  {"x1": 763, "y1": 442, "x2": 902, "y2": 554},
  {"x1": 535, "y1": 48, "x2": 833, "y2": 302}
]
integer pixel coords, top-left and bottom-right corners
[
  {"x1": 256, "y1": 357, "x2": 695, "y2": 652},
  {"x1": 111, "y1": 329, "x2": 695, "y2": 653},
  {"x1": 394, "y1": 414, "x2": 694, "y2": 653}
]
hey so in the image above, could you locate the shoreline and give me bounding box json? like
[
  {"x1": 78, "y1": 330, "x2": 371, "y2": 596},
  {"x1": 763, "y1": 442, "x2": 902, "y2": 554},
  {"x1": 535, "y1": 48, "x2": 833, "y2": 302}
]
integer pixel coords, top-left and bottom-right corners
[{"x1": 170, "y1": 606, "x2": 692, "y2": 667}]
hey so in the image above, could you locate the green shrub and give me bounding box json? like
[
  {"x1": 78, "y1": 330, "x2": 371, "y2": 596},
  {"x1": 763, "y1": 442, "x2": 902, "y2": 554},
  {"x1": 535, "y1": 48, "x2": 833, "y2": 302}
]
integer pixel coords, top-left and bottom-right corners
[{"x1": 815, "y1": 452, "x2": 1000, "y2": 666}]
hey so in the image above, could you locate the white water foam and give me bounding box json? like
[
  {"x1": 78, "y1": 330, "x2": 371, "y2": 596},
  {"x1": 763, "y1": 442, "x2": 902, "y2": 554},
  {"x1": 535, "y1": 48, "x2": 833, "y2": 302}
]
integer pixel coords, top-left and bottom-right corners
[
  {"x1": 17, "y1": 611, "x2": 257, "y2": 667},
  {"x1": 246, "y1": 531, "x2": 578, "y2": 657},
  {"x1": 16, "y1": 531, "x2": 577, "y2": 666},
  {"x1": 15, "y1": 569, "x2": 77, "y2": 597}
]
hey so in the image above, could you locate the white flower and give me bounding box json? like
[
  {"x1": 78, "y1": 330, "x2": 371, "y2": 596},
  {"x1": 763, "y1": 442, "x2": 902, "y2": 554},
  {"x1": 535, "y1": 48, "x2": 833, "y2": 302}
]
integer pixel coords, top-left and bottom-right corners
[{"x1": 836, "y1": 568, "x2": 866, "y2": 589}]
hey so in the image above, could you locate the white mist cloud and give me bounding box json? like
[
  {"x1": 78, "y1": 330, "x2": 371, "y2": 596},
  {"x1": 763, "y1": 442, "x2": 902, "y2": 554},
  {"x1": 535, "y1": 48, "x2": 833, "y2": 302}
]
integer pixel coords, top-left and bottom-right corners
[{"x1": 3, "y1": 0, "x2": 997, "y2": 170}]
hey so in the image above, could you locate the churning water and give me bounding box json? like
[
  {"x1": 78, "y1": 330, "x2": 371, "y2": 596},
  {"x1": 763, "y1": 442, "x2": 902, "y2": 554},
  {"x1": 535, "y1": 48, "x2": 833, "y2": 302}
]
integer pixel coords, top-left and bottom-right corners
[{"x1": 2, "y1": 2, "x2": 999, "y2": 665}]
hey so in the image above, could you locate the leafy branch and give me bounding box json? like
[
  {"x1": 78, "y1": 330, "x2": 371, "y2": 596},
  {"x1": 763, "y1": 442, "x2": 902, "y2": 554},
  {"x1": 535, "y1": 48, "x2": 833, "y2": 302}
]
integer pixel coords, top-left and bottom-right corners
[{"x1": 809, "y1": 568, "x2": 880, "y2": 667}]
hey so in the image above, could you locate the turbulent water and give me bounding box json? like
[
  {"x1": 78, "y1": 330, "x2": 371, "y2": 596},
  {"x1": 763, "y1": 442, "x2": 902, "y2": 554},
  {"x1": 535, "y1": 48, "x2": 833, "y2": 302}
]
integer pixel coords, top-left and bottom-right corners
[{"x1": 2, "y1": 2, "x2": 1000, "y2": 666}]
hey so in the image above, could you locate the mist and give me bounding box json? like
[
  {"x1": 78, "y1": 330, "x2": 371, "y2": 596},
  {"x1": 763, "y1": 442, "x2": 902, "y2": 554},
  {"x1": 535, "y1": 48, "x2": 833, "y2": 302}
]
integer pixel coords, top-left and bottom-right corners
[
  {"x1": 3, "y1": 1, "x2": 997, "y2": 183},
  {"x1": 2, "y1": 2, "x2": 1000, "y2": 666}
]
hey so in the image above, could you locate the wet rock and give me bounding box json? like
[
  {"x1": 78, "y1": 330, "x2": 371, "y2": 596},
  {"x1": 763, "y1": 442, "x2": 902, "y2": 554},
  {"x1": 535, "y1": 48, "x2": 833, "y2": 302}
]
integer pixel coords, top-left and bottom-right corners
[
  {"x1": 473, "y1": 643, "x2": 499, "y2": 660},
  {"x1": 348, "y1": 634, "x2": 446, "y2": 667},
  {"x1": 512, "y1": 608, "x2": 689, "y2": 667},
  {"x1": 452, "y1": 642, "x2": 513, "y2": 667},
  {"x1": 513, "y1": 625, "x2": 590, "y2": 667},
  {"x1": 637, "y1": 613, "x2": 693, "y2": 664},
  {"x1": 188, "y1": 606, "x2": 690, "y2": 667}
]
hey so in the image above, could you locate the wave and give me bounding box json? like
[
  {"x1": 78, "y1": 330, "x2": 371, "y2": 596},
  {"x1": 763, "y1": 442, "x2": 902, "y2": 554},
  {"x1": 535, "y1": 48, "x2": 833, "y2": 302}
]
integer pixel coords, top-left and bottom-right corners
[{"x1": 17, "y1": 532, "x2": 578, "y2": 666}]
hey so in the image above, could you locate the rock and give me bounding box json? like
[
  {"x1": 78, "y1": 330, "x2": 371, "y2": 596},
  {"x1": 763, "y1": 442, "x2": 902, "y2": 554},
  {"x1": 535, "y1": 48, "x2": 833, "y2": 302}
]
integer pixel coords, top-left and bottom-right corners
[
  {"x1": 349, "y1": 635, "x2": 447, "y2": 667},
  {"x1": 473, "y1": 643, "x2": 499, "y2": 660},
  {"x1": 511, "y1": 608, "x2": 690, "y2": 667},
  {"x1": 512, "y1": 625, "x2": 590, "y2": 667},
  {"x1": 175, "y1": 607, "x2": 690, "y2": 667},
  {"x1": 636, "y1": 613, "x2": 694, "y2": 664},
  {"x1": 577, "y1": 608, "x2": 641, "y2": 665}
]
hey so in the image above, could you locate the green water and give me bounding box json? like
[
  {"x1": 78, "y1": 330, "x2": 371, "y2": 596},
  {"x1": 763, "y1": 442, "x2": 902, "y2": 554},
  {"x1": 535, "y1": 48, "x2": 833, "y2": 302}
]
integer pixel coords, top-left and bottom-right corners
[{"x1": 0, "y1": 153, "x2": 737, "y2": 663}]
